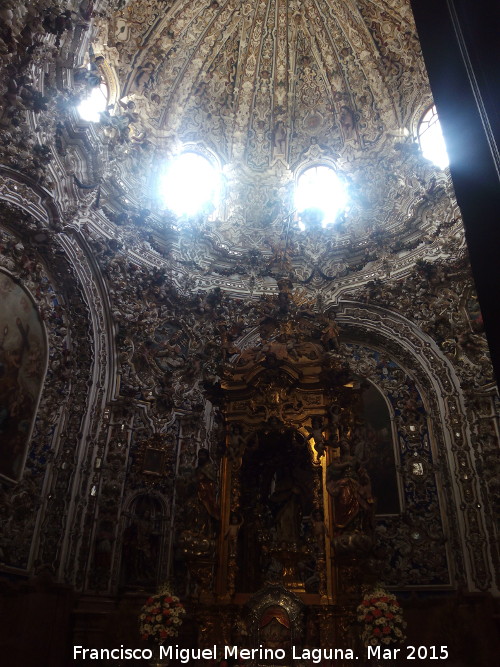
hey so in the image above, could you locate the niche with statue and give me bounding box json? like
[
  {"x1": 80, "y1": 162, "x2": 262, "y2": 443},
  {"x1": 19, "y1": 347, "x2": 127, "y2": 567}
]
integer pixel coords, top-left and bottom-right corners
[{"x1": 236, "y1": 425, "x2": 318, "y2": 594}]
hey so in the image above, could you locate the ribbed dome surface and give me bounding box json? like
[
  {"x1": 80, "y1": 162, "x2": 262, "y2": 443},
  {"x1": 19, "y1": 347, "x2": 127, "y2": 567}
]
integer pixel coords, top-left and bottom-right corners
[{"x1": 100, "y1": 0, "x2": 428, "y2": 169}]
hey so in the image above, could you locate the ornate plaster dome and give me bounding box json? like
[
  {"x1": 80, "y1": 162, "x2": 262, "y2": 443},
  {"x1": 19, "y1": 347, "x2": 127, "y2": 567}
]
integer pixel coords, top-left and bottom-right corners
[
  {"x1": 0, "y1": 0, "x2": 499, "y2": 639},
  {"x1": 102, "y1": 0, "x2": 427, "y2": 167},
  {"x1": 89, "y1": 0, "x2": 450, "y2": 277}
]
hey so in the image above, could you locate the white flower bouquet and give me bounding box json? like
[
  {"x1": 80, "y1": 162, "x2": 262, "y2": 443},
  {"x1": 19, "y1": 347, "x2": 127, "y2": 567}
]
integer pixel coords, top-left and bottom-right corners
[{"x1": 139, "y1": 586, "x2": 186, "y2": 644}]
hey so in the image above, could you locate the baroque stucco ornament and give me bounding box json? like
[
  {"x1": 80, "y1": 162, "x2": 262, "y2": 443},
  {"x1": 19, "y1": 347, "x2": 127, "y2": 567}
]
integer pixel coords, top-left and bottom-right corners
[{"x1": 0, "y1": 0, "x2": 498, "y2": 616}]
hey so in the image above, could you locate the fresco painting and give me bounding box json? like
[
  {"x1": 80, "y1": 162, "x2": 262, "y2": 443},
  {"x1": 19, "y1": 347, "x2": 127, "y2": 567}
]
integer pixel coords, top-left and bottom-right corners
[{"x1": 0, "y1": 271, "x2": 46, "y2": 481}]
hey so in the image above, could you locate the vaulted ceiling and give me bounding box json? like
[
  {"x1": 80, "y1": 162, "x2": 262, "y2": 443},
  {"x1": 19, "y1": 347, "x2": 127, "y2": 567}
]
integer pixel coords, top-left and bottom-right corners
[
  {"x1": 87, "y1": 0, "x2": 450, "y2": 273},
  {"x1": 97, "y1": 0, "x2": 429, "y2": 167},
  {"x1": 1, "y1": 0, "x2": 498, "y2": 605}
]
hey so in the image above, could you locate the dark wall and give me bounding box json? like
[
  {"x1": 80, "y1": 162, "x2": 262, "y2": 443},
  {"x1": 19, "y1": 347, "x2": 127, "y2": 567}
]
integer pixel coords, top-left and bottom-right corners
[
  {"x1": 411, "y1": 0, "x2": 500, "y2": 387},
  {"x1": 0, "y1": 579, "x2": 73, "y2": 667}
]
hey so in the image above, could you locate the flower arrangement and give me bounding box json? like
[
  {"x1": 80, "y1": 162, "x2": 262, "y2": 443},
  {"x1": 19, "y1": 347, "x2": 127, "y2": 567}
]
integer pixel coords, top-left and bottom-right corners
[
  {"x1": 357, "y1": 587, "x2": 406, "y2": 646},
  {"x1": 139, "y1": 586, "x2": 186, "y2": 644}
]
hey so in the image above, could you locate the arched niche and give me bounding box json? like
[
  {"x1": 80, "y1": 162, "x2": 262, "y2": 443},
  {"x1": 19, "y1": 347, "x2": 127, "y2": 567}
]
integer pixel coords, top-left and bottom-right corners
[
  {"x1": 119, "y1": 494, "x2": 167, "y2": 589},
  {"x1": 0, "y1": 270, "x2": 47, "y2": 482},
  {"x1": 350, "y1": 379, "x2": 401, "y2": 515},
  {"x1": 0, "y1": 193, "x2": 106, "y2": 580},
  {"x1": 336, "y1": 299, "x2": 487, "y2": 589},
  {"x1": 236, "y1": 426, "x2": 318, "y2": 594},
  {"x1": 342, "y1": 340, "x2": 452, "y2": 587}
]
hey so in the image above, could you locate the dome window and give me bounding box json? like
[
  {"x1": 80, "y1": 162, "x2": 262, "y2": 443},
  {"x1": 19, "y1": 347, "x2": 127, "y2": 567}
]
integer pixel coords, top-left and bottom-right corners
[
  {"x1": 159, "y1": 152, "x2": 220, "y2": 217},
  {"x1": 418, "y1": 105, "x2": 449, "y2": 170},
  {"x1": 77, "y1": 81, "x2": 108, "y2": 122},
  {"x1": 295, "y1": 165, "x2": 348, "y2": 230}
]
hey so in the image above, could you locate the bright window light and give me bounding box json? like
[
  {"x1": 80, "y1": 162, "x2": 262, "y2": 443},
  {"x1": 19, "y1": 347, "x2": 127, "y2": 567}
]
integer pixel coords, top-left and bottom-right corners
[
  {"x1": 78, "y1": 83, "x2": 108, "y2": 122},
  {"x1": 295, "y1": 165, "x2": 348, "y2": 229},
  {"x1": 160, "y1": 152, "x2": 219, "y2": 217},
  {"x1": 418, "y1": 105, "x2": 449, "y2": 170}
]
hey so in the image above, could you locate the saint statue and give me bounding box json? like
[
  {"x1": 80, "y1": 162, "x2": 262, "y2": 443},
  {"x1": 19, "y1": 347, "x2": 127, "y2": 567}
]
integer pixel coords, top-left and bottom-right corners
[
  {"x1": 269, "y1": 466, "x2": 302, "y2": 546},
  {"x1": 184, "y1": 447, "x2": 219, "y2": 540},
  {"x1": 195, "y1": 448, "x2": 219, "y2": 521},
  {"x1": 121, "y1": 503, "x2": 161, "y2": 586},
  {"x1": 326, "y1": 440, "x2": 374, "y2": 533}
]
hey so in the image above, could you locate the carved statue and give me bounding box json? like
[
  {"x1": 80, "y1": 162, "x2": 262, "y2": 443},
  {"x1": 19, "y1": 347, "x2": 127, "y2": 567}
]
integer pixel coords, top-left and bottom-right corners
[
  {"x1": 273, "y1": 121, "x2": 287, "y2": 154},
  {"x1": 306, "y1": 509, "x2": 328, "y2": 554},
  {"x1": 339, "y1": 105, "x2": 355, "y2": 139},
  {"x1": 121, "y1": 506, "x2": 160, "y2": 586},
  {"x1": 327, "y1": 403, "x2": 348, "y2": 445},
  {"x1": 309, "y1": 416, "x2": 326, "y2": 457},
  {"x1": 227, "y1": 423, "x2": 248, "y2": 465},
  {"x1": 184, "y1": 448, "x2": 219, "y2": 540},
  {"x1": 177, "y1": 448, "x2": 220, "y2": 596},
  {"x1": 320, "y1": 311, "x2": 341, "y2": 351},
  {"x1": 225, "y1": 512, "x2": 244, "y2": 557},
  {"x1": 269, "y1": 466, "x2": 303, "y2": 546},
  {"x1": 326, "y1": 440, "x2": 374, "y2": 533}
]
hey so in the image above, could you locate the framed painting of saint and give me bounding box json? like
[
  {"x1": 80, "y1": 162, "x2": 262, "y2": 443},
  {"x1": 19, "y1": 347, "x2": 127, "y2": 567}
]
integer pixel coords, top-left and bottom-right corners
[{"x1": 0, "y1": 271, "x2": 47, "y2": 482}]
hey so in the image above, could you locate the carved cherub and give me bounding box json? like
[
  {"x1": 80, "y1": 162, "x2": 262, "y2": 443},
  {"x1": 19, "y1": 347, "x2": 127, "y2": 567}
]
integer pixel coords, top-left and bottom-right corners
[{"x1": 309, "y1": 416, "x2": 327, "y2": 458}]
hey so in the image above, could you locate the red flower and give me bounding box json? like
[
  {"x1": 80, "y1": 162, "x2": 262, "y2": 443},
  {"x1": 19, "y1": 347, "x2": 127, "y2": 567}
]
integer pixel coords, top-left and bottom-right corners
[
  {"x1": 163, "y1": 609, "x2": 171, "y2": 616},
  {"x1": 382, "y1": 627, "x2": 391, "y2": 634},
  {"x1": 373, "y1": 609, "x2": 382, "y2": 617},
  {"x1": 147, "y1": 597, "x2": 153, "y2": 605},
  {"x1": 386, "y1": 612, "x2": 394, "y2": 619},
  {"x1": 365, "y1": 615, "x2": 373, "y2": 622},
  {"x1": 362, "y1": 600, "x2": 370, "y2": 606},
  {"x1": 373, "y1": 628, "x2": 381, "y2": 636}
]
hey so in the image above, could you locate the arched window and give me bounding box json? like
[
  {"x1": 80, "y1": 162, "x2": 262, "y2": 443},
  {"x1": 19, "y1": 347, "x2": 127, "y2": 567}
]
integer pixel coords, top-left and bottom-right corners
[
  {"x1": 295, "y1": 165, "x2": 348, "y2": 229},
  {"x1": 418, "y1": 105, "x2": 449, "y2": 169},
  {"x1": 159, "y1": 151, "x2": 220, "y2": 217}
]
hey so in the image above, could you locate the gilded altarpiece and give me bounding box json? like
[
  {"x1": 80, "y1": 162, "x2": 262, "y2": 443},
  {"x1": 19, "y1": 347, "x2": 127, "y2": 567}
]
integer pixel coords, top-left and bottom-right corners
[
  {"x1": 217, "y1": 353, "x2": 338, "y2": 604},
  {"x1": 212, "y1": 337, "x2": 451, "y2": 612}
]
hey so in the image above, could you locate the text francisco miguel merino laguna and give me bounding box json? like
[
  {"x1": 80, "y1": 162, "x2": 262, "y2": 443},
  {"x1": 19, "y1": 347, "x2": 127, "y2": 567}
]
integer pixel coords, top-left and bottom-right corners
[{"x1": 73, "y1": 644, "x2": 396, "y2": 662}]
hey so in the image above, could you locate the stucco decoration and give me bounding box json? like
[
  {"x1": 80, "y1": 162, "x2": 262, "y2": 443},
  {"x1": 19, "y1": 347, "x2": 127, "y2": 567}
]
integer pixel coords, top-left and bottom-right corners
[
  {"x1": 345, "y1": 343, "x2": 450, "y2": 587},
  {"x1": 73, "y1": 0, "x2": 437, "y2": 250},
  {"x1": 0, "y1": 0, "x2": 498, "y2": 602},
  {"x1": 0, "y1": 188, "x2": 108, "y2": 582},
  {"x1": 96, "y1": 0, "x2": 427, "y2": 164}
]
